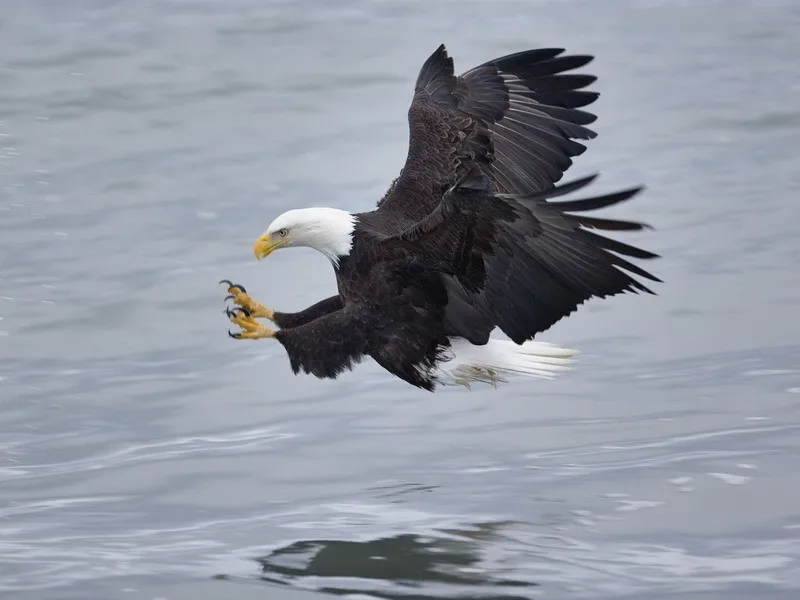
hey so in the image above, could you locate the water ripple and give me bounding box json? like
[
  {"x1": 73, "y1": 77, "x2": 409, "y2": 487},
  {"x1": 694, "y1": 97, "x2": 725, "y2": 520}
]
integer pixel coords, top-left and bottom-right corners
[{"x1": 1, "y1": 427, "x2": 295, "y2": 482}]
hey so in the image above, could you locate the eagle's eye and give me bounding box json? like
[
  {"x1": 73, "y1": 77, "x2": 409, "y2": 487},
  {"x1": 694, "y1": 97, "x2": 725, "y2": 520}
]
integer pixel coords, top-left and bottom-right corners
[{"x1": 277, "y1": 228, "x2": 288, "y2": 237}]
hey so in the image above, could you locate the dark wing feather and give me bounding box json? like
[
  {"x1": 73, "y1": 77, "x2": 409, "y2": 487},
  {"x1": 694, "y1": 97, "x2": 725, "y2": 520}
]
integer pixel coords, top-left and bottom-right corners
[
  {"x1": 375, "y1": 44, "x2": 599, "y2": 223},
  {"x1": 384, "y1": 170, "x2": 660, "y2": 343}
]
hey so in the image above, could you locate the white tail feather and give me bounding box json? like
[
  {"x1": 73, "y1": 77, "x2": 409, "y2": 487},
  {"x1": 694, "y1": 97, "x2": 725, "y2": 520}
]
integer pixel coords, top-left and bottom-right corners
[{"x1": 435, "y1": 337, "x2": 580, "y2": 388}]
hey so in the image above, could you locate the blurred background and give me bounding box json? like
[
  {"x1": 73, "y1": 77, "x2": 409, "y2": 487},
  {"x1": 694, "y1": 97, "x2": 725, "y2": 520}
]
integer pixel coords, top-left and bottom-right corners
[{"x1": 1, "y1": 1, "x2": 799, "y2": 599}]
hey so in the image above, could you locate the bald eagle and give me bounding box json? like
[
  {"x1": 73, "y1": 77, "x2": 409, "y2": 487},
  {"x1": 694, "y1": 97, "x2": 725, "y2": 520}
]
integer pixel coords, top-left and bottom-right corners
[{"x1": 222, "y1": 44, "x2": 660, "y2": 391}]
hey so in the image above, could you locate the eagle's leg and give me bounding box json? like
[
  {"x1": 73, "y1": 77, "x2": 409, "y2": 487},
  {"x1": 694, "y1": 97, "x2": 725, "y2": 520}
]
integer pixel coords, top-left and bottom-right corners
[
  {"x1": 220, "y1": 280, "x2": 274, "y2": 321},
  {"x1": 227, "y1": 307, "x2": 276, "y2": 340}
]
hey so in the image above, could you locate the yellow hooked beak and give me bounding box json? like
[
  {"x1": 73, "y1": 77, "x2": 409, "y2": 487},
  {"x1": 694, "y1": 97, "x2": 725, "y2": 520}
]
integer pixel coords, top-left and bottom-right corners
[{"x1": 253, "y1": 233, "x2": 287, "y2": 260}]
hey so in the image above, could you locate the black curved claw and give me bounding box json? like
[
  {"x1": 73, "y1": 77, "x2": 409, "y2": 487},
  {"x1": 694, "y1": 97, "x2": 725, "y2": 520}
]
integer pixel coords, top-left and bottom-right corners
[
  {"x1": 224, "y1": 294, "x2": 235, "y2": 302},
  {"x1": 219, "y1": 280, "x2": 247, "y2": 294},
  {"x1": 226, "y1": 306, "x2": 250, "y2": 319},
  {"x1": 228, "y1": 330, "x2": 242, "y2": 339}
]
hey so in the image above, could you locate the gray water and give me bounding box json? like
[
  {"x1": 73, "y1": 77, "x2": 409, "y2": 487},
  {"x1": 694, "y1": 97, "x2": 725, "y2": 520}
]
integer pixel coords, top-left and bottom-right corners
[{"x1": 2, "y1": 1, "x2": 800, "y2": 599}]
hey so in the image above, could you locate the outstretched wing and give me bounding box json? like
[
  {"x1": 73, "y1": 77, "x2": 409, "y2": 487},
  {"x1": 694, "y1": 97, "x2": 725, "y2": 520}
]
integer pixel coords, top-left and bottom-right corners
[
  {"x1": 375, "y1": 44, "x2": 599, "y2": 223},
  {"x1": 384, "y1": 170, "x2": 661, "y2": 344}
]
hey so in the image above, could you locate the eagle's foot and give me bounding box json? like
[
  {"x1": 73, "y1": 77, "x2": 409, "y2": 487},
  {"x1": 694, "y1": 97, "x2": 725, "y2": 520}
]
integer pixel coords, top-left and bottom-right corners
[
  {"x1": 219, "y1": 279, "x2": 274, "y2": 320},
  {"x1": 227, "y1": 307, "x2": 276, "y2": 340}
]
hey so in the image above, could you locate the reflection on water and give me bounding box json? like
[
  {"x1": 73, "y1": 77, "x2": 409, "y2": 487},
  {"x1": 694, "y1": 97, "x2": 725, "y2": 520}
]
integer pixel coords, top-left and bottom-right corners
[{"x1": 257, "y1": 523, "x2": 536, "y2": 599}]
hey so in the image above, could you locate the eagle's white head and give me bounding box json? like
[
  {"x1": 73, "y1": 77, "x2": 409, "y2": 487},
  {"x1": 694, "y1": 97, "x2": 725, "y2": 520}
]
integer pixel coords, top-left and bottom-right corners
[{"x1": 253, "y1": 207, "x2": 357, "y2": 265}]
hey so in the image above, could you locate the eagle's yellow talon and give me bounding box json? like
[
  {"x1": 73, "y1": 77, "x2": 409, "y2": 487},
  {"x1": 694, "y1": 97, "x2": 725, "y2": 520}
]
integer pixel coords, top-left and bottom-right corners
[
  {"x1": 227, "y1": 307, "x2": 276, "y2": 340},
  {"x1": 221, "y1": 280, "x2": 274, "y2": 321}
]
